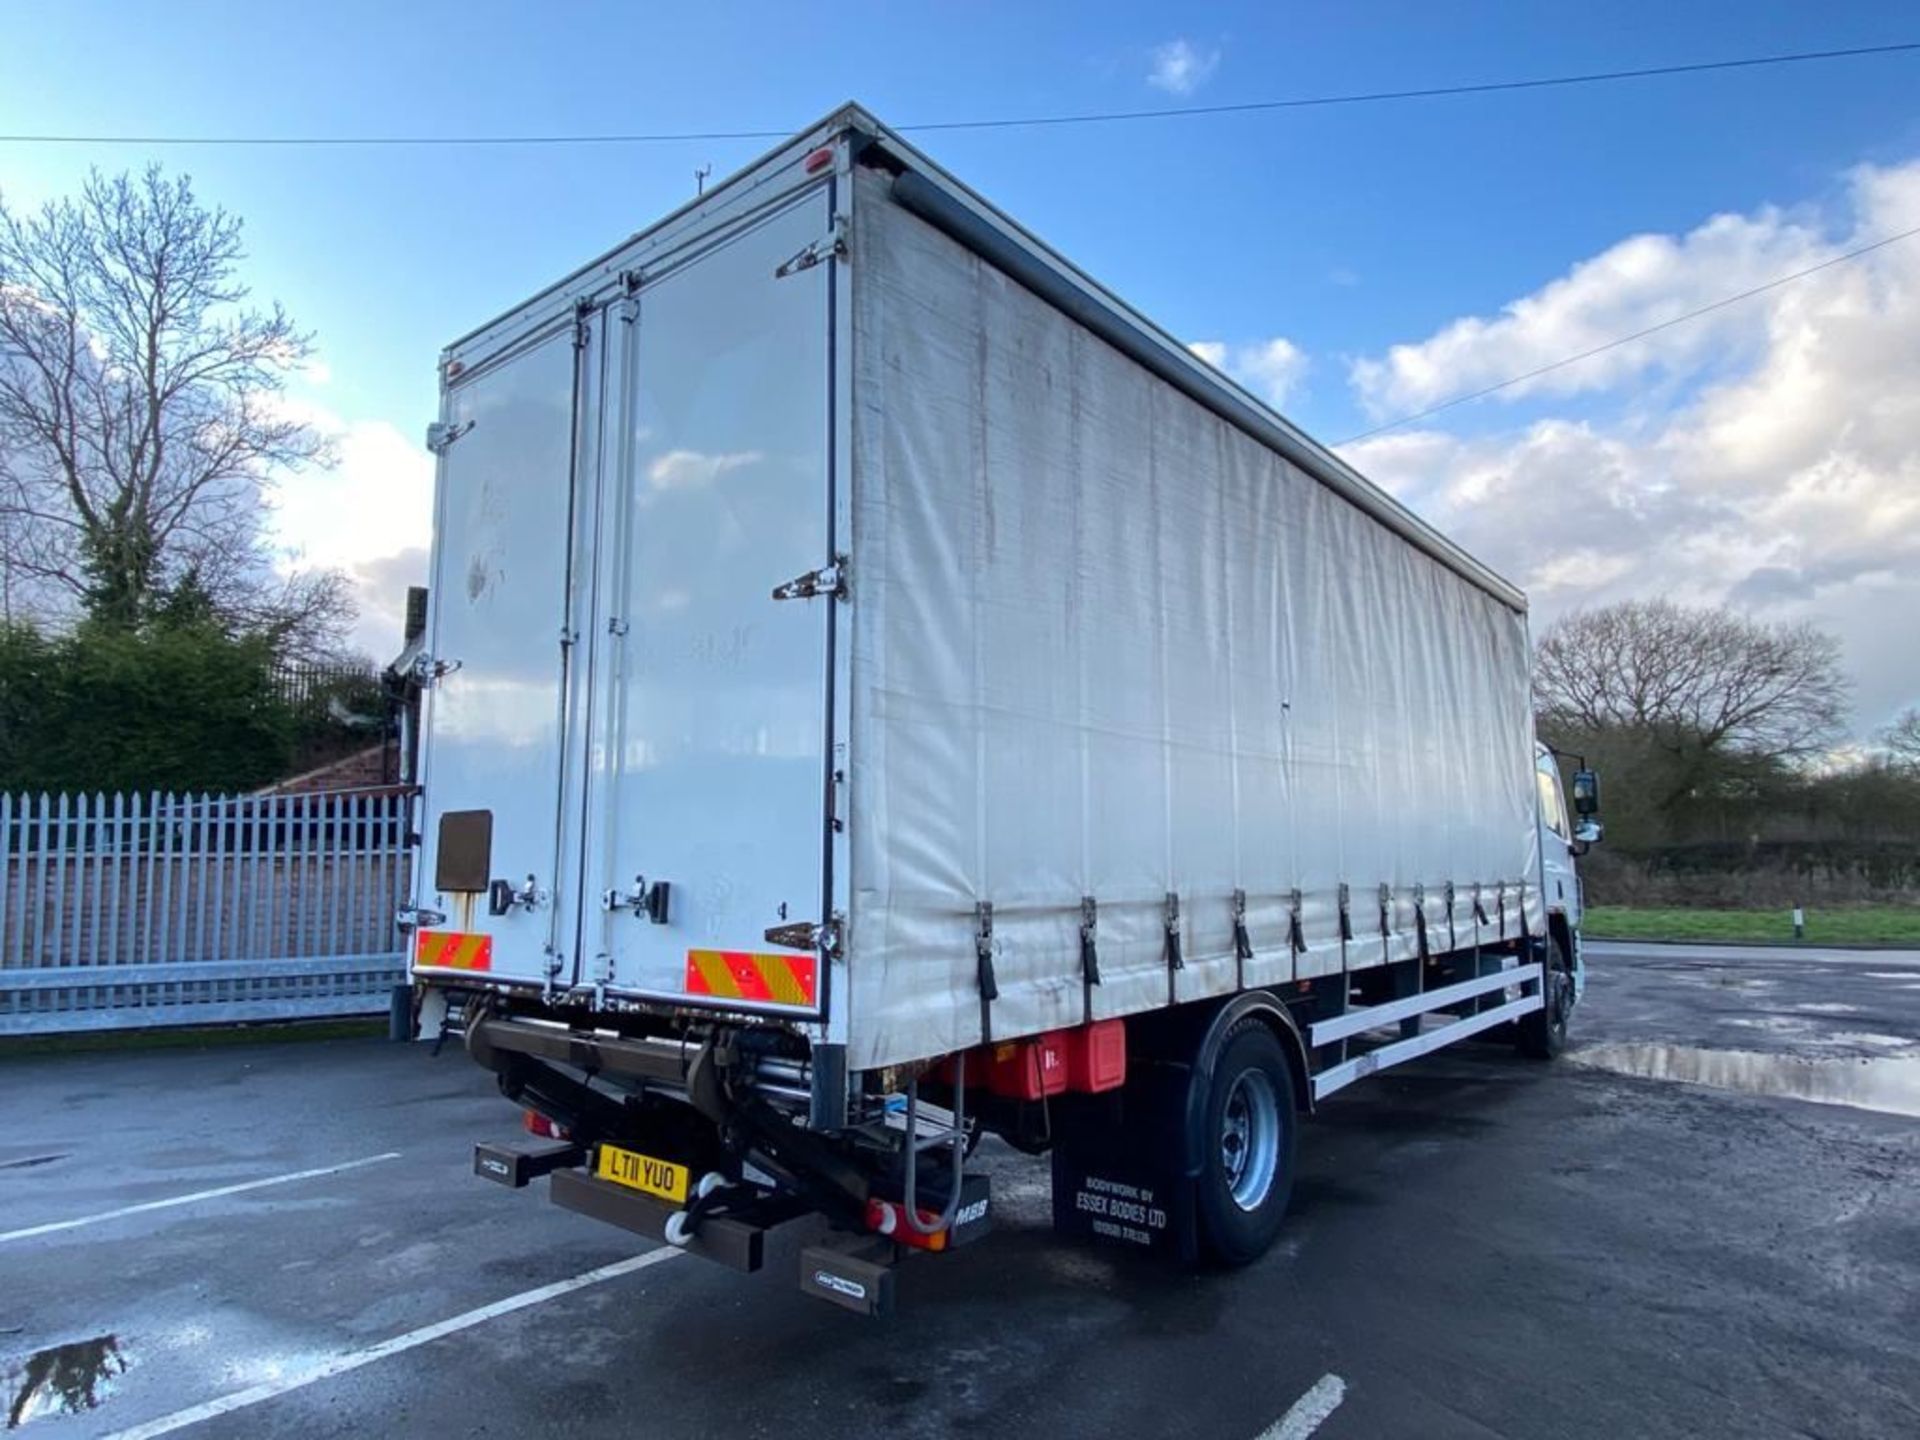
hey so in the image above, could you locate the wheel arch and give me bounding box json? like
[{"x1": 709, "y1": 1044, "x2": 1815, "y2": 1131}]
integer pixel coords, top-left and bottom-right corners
[
  {"x1": 1545, "y1": 908, "x2": 1574, "y2": 960},
  {"x1": 1124, "y1": 990, "x2": 1314, "y2": 1181}
]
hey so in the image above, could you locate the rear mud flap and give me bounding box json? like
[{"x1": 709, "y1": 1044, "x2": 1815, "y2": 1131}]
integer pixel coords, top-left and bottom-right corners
[
  {"x1": 800, "y1": 1234, "x2": 898, "y2": 1317},
  {"x1": 1048, "y1": 1074, "x2": 1199, "y2": 1262}
]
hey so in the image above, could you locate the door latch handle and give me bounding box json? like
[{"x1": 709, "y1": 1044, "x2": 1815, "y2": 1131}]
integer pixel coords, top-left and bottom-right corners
[
  {"x1": 604, "y1": 876, "x2": 671, "y2": 924},
  {"x1": 642, "y1": 880, "x2": 671, "y2": 925},
  {"x1": 489, "y1": 874, "x2": 540, "y2": 916}
]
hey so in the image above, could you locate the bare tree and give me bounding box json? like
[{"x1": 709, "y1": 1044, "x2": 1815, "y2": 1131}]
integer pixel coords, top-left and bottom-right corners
[
  {"x1": 1535, "y1": 599, "x2": 1849, "y2": 764},
  {"x1": 0, "y1": 166, "x2": 344, "y2": 649},
  {"x1": 1883, "y1": 707, "x2": 1920, "y2": 770}
]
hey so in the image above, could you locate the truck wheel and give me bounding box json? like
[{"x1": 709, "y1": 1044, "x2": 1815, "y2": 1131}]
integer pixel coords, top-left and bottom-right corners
[
  {"x1": 1197, "y1": 1021, "x2": 1297, "y2": 1265},
  {"x1": 1517, "y1": 935, "x2": 1572, "y2": 1060}
]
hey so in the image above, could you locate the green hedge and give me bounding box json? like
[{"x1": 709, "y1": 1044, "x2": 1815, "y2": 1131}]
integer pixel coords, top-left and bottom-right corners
[{"x1": 0, "y1": 620, "x2": 297, "y2": 793}]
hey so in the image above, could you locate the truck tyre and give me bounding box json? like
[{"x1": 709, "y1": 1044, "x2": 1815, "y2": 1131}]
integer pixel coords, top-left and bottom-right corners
[
  {"x1": 1517, "y1": 935, "x2": 1572, "y2": 1060},
  {"x1": 1197, "y1": 1021, "x2": 1298, "y2": 1265}
]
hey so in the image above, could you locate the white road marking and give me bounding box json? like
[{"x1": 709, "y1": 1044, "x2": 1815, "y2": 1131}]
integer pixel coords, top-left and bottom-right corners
[
  {"x1": 0, "y1": 1151, "x2": 402, "y2": 1245},
  {"x1": 1256, "y1": 1373, "x2": 1347, "y2": 1440},
  {"x1": 101, "y1": 1247, "x2": 685, "y2": 1440}
]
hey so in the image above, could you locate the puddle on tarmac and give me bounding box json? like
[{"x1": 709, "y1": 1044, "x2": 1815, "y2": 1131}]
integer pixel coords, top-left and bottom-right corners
[
  {"x1": 4, "y1": 1335, "x2": 126, "y2": 1429},
  {"x1": 1571, "y1": 1044, "x2": 1920, "y2": 1118}
]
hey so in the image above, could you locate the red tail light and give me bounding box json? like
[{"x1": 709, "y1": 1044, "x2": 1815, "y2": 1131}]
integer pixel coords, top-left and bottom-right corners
[
  {"x1": 523, "y1": 1109, "x2": 568, "y2": 1140},
  {"x1": 866, "y1": 1197, "x2": 949, "y2": 1251}
]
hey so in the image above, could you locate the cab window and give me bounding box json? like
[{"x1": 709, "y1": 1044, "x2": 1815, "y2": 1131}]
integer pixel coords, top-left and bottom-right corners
[{"x1": 1535, "y1": 761, "x2": 1570, "y2": 839}]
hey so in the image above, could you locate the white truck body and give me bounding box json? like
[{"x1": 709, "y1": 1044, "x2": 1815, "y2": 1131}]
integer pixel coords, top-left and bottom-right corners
[{"x1": 409, "y1": 104, "x2": 1546, "y2": 1076}]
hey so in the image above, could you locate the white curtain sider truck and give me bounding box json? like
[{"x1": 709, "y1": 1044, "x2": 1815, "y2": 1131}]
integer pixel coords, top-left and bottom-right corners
[{"x1": 404, "y1": 103, "x2": 1604, "y2": 1314}]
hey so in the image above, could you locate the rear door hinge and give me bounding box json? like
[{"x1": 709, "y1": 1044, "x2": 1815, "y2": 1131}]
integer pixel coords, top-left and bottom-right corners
[
  {"x1": 425, "y1": 419, "x2": 473, "y2": 454},
  {"x1": 775, "y1": 216, "x2": 848, "y2": 279},
  {"x1": 772, "y1": 555, "x2": 848, "y2": 602},
  {"x1": 765, "y1": 915, "x2": 843, "y2": 958},
  {"x1": 408, "y1": 653, "x2": 462, "y2": 688},
  {"x1": 395, "y1": 904, "x2": 446, "y2": 932}
]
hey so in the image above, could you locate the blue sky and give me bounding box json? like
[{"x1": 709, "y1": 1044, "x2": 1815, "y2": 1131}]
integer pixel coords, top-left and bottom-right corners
[{"x1": 3, "y1": 2, "x2": 1918, "y2": 727}]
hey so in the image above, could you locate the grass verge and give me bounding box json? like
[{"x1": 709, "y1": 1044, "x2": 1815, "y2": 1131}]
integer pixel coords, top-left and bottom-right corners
[{"x1": 1584, "y1": 905, "x2": 1920, "y2": 946}]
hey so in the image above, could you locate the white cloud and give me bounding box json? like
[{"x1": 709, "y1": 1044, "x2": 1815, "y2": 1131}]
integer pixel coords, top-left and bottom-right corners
[
  {"x1": 265, "y1": 387, "x2": 434, "y2": 662},
  {"x1": 1350, "y1": 209, "x2": 1824, "y2": 418},
  {"x1": 346, "y1": 545, "x2": 430, "y2": 659},
  {"x1": 1147, "y1": 38, "x2": 1219, "y2": 96},
  {"x1": 1234, "y1": 339, "x2": 1309, "y2": 409},
  {"x1": 1340, "y1": 158, "x2": 1920, "y2": 731},
  {"x1": 645, "y1": 448, "x2": 763, "y2": 492},
  {"x1": 1190, "y1": 336, "x2": 1309, "y2": 408}
]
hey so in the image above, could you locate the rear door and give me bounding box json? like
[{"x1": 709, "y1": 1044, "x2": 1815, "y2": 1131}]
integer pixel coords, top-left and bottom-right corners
[
  {"x1": 580, "y1": 189, "x2": 836, "y2": 1016},
  {"x1": 413, "y1": 317, "x2": 598, "y2": 988}
]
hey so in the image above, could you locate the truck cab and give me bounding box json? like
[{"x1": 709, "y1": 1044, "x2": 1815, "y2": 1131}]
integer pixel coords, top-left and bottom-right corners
[{"x1": 1535, "y1": 743, "x2": 1602, "y2": 1011}]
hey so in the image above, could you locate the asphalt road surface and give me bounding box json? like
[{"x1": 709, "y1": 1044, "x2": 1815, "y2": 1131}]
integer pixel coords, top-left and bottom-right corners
[{"x1": 4, "y1": 940, "x2": 1917, "y2": 1438}]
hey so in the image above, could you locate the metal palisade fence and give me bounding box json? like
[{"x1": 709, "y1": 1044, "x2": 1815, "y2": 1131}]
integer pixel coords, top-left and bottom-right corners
[{"x1": 0, "y1": 788, "x2": 412, "y2": 1035}]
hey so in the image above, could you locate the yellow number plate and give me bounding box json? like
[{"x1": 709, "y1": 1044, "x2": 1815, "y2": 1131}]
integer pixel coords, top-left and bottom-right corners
[{"x1": 595, "y1": 1144, "x2": 689, "y2": 1204}]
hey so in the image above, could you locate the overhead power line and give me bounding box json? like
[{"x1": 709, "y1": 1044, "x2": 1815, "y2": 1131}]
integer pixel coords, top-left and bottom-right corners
[
  {"x1": 1335, "y1": 223, "x2": 1920, "y2": 445},
  {"x1": 909, "y1": 39, "x2": 1920, "y2": 134},
  {"x1": 1, "y1": 40, "x2": 1916, "y2": 147}
]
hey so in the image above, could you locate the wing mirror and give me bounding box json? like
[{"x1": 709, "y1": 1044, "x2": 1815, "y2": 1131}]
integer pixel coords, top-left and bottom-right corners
[
  {"x1": 1571, "y1": 769, "x2": 1600, "y2": 817},
  {"x1": 1573, "y1": 818, "x2": 1603, "y2": 846}
]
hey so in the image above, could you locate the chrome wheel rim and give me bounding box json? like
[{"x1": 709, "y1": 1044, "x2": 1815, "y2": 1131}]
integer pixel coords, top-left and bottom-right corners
[{"x1": 1220, "y1": 1069, "x2": 1281, "y2": 1212}]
